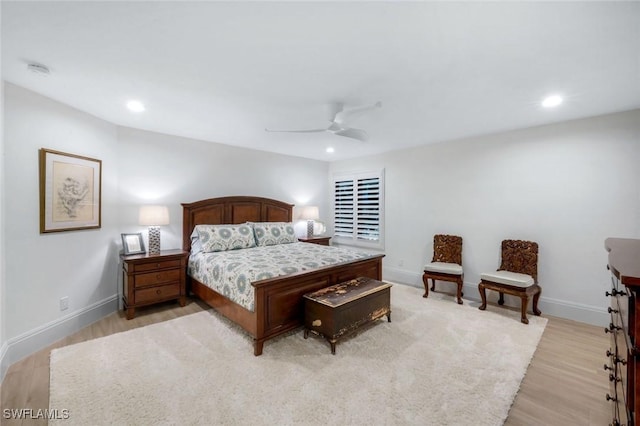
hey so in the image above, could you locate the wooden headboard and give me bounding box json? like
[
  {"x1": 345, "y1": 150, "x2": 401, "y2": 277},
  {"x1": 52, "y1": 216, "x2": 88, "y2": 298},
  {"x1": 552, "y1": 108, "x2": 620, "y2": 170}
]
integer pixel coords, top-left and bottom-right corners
[{"x1": 181, "y1": 196, "x2": 294, "y2": 252}]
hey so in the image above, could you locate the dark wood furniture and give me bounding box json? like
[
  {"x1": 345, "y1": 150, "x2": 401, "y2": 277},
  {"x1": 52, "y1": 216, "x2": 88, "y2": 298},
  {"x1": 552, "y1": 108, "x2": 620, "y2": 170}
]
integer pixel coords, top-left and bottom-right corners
[
  {"x1": 478, "y1": 239, "x2": 541, "y2": 324},
  {"x1": 182, "y1": 196, "x2": 385, "y2": 356},
  {"x1": 298, "y1": 236, "x2": 331, "y2": 246},
  {"x1": 605, "y1": 237, "x2": 640, "y2": 426},
  {"x1": 422, "y1": 234, "x2": 464, "y2": 304},
  {"x1": 121, "y1": 249, "x2": 188, "y2": 320},
  {"x1": 303, "y1": 277, "x2": 392, "y2": 354}
]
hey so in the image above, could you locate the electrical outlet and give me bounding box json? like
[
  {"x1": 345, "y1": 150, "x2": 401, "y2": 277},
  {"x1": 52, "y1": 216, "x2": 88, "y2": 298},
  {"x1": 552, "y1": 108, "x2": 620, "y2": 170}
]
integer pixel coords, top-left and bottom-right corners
[{"x1": 60, "y1": 296, "x2": 69, "y2": 311}]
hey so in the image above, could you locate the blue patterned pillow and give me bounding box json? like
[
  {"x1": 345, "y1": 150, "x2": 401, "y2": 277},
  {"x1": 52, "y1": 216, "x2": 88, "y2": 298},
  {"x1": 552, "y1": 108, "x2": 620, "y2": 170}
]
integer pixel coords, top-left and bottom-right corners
[
  {"x1": 248, "y1": 222, "x2": 297, "y2": 246},
  {"x1": 195, "y1": 224, "x2": 256, "y2": 252}
]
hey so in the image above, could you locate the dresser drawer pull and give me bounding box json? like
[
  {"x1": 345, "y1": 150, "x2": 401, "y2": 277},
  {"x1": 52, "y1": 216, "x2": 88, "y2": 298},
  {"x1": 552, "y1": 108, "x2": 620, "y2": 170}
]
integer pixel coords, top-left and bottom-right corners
[
  {"x1": 615, "y1": 357, "x2": 627, "y2": 366},
  {"x1": 156, "y1": 263, "x2": 161, "y2": 268},
  {"x1": 606, "y1": 289, "x2": 625, "y2": 297},
  {"x1": 609, "y1": 374, "x2": 622, "y2": 383},
  {"x1": 608, "y1": 307, "x2": 619, "y2": 314},
  {"x1": 605, "y1": 323, "x2": 622, "y2": 333},
  {"x1": 156, "y1": 289, "x2": 161, "y2": 295},
  {"x1": 604, "y1": 364, "x2": 614, "y2": 371},
  {"x1": 607, "y1": 349, "x2": 614, "y2": 357},
  {"x1": 606, "y1": 393, "x2": 618, "y2": 402}
]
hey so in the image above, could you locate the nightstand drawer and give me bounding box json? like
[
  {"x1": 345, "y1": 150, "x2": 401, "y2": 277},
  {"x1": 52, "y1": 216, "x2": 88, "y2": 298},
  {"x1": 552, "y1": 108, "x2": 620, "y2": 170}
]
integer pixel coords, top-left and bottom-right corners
[
  {"x1": 135, "y1": 269, "x2": 182, "y2": 287},
  {"x1": 135, "y1": 283, "x2": 181, "y2": 304},
  {"x1": 133, "y1": 259, "x2": 182, "y2": 273}
]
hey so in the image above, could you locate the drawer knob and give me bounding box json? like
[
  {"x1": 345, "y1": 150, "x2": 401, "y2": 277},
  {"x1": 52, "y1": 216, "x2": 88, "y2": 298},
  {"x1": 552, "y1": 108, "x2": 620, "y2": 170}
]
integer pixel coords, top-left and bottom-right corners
[
  {"x1": 615, "y1": 357, "x2": 627, "y2": 366},
  {"x1": 606, "y1": 393, "x2": 617, "y2": 402},
  {"x1": 156, "y1": 263, "x2": 161, "y2": 268},
  {"x1": 606, "y1": 290, "x2": 624, "y2": 297},
  {"x1": 604, "y1": 363, "x2": 613, "y2": 371},
  {"x1": 607, "y1": 349, "x2": 614, "y2": 357},
  {"x1": 605, "y1": 323, "x2": 622, "y2": 333},
  {"x1": 608, "y1": 307, "x2": 619, "y2": 314},
  {"x1": 156, "y1": 289, "x2": 161, "y2": 295},
  {"x1": 609, "y1": 374, "x2": 621, "y2": 383}
]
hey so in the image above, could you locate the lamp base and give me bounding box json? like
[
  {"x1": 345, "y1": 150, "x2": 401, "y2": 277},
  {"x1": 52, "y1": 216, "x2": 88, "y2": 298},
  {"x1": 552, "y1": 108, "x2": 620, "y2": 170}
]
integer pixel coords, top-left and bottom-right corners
[
  {"x1": 306, "y1": 220, "x2": 314, "y2": 238},
  {"x1": 148, "y1": 226, "x2": 161, "y2": 255}
]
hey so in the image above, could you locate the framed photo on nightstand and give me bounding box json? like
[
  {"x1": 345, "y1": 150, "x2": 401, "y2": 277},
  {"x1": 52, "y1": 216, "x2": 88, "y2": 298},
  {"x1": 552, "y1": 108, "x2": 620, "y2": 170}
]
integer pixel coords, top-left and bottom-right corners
[{"x1": 121, "y1": 233, "x2": 145, "y2": 255}]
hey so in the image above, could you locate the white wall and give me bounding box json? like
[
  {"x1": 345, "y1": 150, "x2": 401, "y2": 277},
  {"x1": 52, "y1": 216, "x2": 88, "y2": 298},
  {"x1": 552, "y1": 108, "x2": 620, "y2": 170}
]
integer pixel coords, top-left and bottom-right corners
[
  {"x1": 0, "y1": 79, "x2": 7, "y2": 379},
  {"x1": 2, "y1": 84, "x2": 120, "y2": 369},
  {"x1": 117, "y1": 127, "x2": 330, "y2": 252},
  {"x1": 331, "y1": 109, "x2": 640, "y2": 325},
  {"x1": 0, "y1": 84, "x2": 330, "y2": 379}
]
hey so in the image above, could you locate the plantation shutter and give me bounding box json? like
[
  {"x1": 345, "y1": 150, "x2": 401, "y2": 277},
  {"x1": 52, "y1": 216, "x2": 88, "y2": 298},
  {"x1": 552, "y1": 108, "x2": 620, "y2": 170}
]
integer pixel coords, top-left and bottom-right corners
[
  {"x1": 332, "y1": 170, "x2": 384, "y2": 248},
  {"x1": 356, "y1": 177, "x2": 380, "y2": 241},
  {"x1": 334, "y1": 179, "x2": 354, "y2": 238}
]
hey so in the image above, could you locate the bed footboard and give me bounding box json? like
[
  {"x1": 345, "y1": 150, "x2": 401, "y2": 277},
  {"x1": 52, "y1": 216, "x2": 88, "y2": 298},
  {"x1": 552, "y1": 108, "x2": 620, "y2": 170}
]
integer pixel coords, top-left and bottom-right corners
[{"x1": 252, "y1": 255, "x2": 384, "y2": 355}]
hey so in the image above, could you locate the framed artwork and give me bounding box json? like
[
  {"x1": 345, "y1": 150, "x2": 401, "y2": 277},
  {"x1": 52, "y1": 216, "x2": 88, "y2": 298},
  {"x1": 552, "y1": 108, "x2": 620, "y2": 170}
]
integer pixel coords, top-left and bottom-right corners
[
  {"x1": 39, "y1": 148, "x2": 102, "y2": 233},
  {"x1": 121, "y1": 233, "x2": 146, "y2": 255}
]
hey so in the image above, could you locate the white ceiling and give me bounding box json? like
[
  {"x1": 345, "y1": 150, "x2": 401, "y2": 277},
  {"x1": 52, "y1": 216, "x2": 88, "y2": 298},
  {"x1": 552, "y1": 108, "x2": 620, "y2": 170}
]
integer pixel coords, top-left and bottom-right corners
[{"x1": 2, "y1": 1, "x2": 639, "y2": 161}]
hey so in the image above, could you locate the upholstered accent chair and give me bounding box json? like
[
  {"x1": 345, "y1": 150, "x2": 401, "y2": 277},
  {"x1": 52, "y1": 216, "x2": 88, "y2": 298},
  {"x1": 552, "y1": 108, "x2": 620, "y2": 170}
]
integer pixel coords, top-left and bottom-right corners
[
  {"x1": 478, "y1": 239, "x2": 541, "y2": 324},
  {"x1": 422, "y1": 234, "x2": 464, "y2": 304}
]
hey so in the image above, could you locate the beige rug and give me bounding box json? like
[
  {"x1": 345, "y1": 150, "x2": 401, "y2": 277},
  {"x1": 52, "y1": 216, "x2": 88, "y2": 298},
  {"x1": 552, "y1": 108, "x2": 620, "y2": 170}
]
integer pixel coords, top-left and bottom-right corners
[{"x1": 50, "y1": 284, "x2": 546, "y2": 425}]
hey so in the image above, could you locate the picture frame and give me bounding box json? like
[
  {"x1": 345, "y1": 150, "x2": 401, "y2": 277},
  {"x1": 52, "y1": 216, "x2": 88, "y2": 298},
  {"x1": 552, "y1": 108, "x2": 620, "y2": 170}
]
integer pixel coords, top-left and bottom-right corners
[
  {"x1": 121, "y1": 233, "x2": 146, "y2": 255},
  {"x1": 39, "y1": 148, "x2": 102, "y2": 233}
]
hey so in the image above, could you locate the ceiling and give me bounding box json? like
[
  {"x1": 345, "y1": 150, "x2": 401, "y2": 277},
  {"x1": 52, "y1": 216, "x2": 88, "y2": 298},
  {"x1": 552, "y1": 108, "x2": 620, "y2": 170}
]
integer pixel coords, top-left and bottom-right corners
[{"x1": 2, "y1": 1, "x2": 639, "y2": 161}]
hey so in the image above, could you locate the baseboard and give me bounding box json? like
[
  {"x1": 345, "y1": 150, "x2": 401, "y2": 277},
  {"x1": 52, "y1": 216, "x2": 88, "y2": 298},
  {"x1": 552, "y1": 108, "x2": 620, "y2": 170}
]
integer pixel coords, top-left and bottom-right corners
[
  {"x1": 384, "y1": 266, "x2": 608, "y2": 326},
  {"x1": 0, "y1": 341, "x2": 8, "y2": 384},
  {"x1": 0, "y1": 295, "x2": 117, "y2": 384}
]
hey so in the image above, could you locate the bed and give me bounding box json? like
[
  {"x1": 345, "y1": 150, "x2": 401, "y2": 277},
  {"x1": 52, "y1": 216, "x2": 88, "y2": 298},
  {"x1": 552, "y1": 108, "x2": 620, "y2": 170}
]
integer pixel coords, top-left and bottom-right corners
[{"x1": 182, "y1": 196, "x2": 385, "y2": 355}]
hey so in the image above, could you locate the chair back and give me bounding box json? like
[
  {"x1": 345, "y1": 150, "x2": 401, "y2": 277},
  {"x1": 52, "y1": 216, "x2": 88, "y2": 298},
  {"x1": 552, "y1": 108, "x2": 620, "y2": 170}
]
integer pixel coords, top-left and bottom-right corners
[
  {"x1": 432, "y1": 234, "x2": 463, "y2": 265},
  {"x1": 499, "y1": 239, "x2": 538, "y2": 283}
]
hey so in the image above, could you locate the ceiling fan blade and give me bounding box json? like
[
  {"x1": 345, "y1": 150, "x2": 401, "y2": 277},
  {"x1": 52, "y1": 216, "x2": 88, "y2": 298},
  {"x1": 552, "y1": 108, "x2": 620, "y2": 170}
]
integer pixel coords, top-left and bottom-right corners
[
  {"x1": 265, "y1": 128, "x2": 327, "y2": 134},
  {"x1": 329, "y1": 102, "x2": 345, "y2": 123},
  {"x1": 334, "y1": 101, "x2": 382, "y2": 124},
  {"x1": 334, "y1": 127, "x2": 369, "y2": 142}
]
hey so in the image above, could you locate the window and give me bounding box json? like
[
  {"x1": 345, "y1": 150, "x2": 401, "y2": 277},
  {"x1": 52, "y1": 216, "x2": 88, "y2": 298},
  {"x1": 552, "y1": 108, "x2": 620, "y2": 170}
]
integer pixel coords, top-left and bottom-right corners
[{"x1": 332, "y1": 169, "x2": 384, "y2": 249}]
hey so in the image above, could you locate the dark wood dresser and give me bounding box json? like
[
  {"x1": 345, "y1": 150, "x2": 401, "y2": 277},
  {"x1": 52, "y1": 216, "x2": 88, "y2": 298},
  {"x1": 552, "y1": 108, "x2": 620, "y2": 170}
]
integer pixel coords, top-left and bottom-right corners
[{"x1": 605, "y1": 238, "x2": 640, "y2": 426}]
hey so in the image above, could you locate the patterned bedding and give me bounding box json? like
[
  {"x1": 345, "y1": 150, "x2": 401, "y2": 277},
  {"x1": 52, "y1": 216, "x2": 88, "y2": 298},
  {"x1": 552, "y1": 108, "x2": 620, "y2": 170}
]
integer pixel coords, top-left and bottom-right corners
[{"x1": 188, "y1": 242, "x2": 374, "y2": 312}]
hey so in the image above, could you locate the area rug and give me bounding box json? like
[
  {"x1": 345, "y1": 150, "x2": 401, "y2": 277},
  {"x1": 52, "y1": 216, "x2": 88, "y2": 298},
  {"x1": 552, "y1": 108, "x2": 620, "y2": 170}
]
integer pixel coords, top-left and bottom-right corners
[{"x1": 50, "y1": 284, "x2": 546, "y2": 425}]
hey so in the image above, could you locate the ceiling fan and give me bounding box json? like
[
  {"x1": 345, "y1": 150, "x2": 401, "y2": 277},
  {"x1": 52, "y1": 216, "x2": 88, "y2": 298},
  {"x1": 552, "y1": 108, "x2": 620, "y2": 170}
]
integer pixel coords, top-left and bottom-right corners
[{"x1": 265, "y1": 101, "x2": 382, "y2": 142}]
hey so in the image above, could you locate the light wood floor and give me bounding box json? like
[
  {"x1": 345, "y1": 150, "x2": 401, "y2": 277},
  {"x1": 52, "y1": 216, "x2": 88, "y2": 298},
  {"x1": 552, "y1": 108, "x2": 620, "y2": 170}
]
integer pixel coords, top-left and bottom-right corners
[{"x1": 0, "y1": 298, "x2": 612, "y2": 425}]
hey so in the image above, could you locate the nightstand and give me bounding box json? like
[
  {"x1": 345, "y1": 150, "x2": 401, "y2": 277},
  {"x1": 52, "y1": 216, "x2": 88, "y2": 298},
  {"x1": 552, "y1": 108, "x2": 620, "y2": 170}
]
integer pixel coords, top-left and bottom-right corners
[
  {"x1": 121, "y1": 249, "x2": 188, "y2": 320},
  {"x1": 298, "y1": 236, "x2": 332, "y2": 246}
]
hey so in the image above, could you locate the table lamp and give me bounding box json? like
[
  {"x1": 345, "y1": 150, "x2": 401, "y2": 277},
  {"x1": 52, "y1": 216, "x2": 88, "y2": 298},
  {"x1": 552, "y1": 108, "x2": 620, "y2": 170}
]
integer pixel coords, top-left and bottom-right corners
[
  {"x1": 300, "y1": 206, "x2": 319, "y2": 238},
  {"x1": 139, "y1": 205, "x2": 170, "y2": 255}
]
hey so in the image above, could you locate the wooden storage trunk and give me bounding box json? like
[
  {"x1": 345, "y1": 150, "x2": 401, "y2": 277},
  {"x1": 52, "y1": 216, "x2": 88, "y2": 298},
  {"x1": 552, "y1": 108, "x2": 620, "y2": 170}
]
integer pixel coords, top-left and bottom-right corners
[{"x1": 303, "y1": 277, "x2": 392, "y2": 354}]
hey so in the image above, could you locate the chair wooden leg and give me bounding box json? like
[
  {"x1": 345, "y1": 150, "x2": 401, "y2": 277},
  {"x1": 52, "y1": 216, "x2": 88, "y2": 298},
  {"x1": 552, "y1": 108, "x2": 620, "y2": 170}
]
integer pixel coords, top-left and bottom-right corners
[
  {"x1": 532, "y1": 285, "x2": 542, "y2": 316},
  {"x1": 519, "y1": 295, "x2": 529, "y2": 324},
  {"x1": 422, "y1": 273, "x2": 429, "y2": 298},
  {"x1": 478, "y1": 282, "x2": 487, "y2": 311},
  {"x1": 431, "y1": 279, "x2": 436, "y2": 291},
  {"x1": 456, "y1": 279, "x2": 463, "y2": 304},
  {"x1": 498, "y1": 292, "x2": 505, "y2": 305}
]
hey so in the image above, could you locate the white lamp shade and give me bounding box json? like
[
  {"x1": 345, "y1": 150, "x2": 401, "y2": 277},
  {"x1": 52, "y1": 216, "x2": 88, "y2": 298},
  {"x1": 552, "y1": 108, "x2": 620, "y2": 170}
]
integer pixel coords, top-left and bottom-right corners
[
  {"x1": 299, "y1": 206, "x2": 319, "y2": 221},
  {"x1": 139, "y1": 205, "x2": 170, "y2": 226}
]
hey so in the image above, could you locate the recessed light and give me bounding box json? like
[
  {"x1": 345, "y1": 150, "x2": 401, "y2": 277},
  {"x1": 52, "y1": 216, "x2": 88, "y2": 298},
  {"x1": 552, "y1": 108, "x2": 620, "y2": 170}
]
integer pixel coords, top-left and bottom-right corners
[
  {"x1": 326, "y1": 147, "x2": 335, "y2": 153},
  {"x1": 126, "y1": 100, "x2": 145, "y2": 113},
  {"x1": 542, "y1": 95, "x2": 563, "y2": 108}
]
